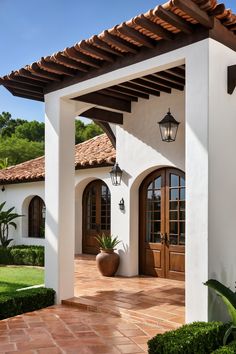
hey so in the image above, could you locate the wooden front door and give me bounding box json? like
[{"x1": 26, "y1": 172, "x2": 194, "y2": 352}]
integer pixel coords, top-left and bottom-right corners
[
  {"x1": 82, "y1": 180, "x2": 111, "y2": 254},
  {"x1": 139, "y1": 168, "x2": 185, "y2": 280}
]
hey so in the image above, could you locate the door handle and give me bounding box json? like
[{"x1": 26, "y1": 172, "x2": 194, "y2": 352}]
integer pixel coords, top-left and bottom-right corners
[{"x1": 161, "y1": 233, "x2": 168, "y2": 245}]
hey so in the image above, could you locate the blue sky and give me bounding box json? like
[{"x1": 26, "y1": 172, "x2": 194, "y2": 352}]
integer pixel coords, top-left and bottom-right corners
[{"x1": 0, "y1": 0, "x2": 235, "y2": 122}]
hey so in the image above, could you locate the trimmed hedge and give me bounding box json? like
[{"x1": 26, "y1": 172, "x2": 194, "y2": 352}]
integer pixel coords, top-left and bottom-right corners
[
  {"x1": 212, "y1": 340, "x2": 236, "y2": 353},
  {"x1": 0, "y1": 245, "x2": 44, "y2": 266},
  {"x1": 0, "y1": 287, "x2": 55, "y2": 320},
  {"x1": 148, "y1": 322, "x2": 230, "y2": 354}
]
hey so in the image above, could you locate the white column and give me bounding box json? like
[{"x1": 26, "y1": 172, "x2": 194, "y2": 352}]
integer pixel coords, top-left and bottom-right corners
[
  {"x1": 45, "y1": 95, "x2": 76, "y2": 303},
  {"x1": 185, "y1": 40, "x2": 209, "y2": 322}
]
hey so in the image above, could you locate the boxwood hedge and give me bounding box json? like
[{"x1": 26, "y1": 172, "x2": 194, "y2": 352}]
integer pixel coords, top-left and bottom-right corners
[
  {"x1": 0, "y1": 287, "x2": 55, "y2": 320},
  {"x1": 148, "y1": 321, "x2": 230, "y2": 354},
  {"x1": 212, "y1": 340, "x2": 236, "y2": 353},
  {"x1": 0, "y1": 245, "x2": 44, "y2": 266}
]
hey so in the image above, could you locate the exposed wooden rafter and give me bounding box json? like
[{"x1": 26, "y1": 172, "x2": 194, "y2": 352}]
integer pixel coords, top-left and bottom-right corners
[
  {"x1": 73, "y1": 92, "x2": 131, "y2": 112},
  {"x1": 154, "y1": 6, "x2": 194, "y2": 34},
  {"x1": 80, "y1": 107, "x2": 123, "y2": 124},
  {"x1": 228, "y1": 65, "x2": 236, "y2": 94}
]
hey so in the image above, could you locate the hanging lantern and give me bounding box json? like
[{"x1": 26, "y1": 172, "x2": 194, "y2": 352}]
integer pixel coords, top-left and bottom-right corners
[
  {"x1": 158, "y1": 109, "x2": 180, "y2": 142},
  {"x1": 110, "y1": 163, "x2": 123, "y2": 186}
]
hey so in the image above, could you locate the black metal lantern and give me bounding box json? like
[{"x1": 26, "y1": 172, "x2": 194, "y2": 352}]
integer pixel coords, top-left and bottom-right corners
[
  {"x1": 110, "y1": 163, "x2": 123, "y2": 186},
  {"x1": 119, "y1": 198, "x2": 125, "y2": 211},
  {"x1": 158, "y1": 109, "x2": 180, "y2": 142}
]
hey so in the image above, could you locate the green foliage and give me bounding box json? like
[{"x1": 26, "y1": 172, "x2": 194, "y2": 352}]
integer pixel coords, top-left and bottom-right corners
[
  {"x1": 15, "y1": 120, "x2": 44, "y2": 142},
  {"x1": 148, "y1": 321, "x2": 229, "y2": 354},
  {"x1": 0, "y1": 112, "x2": 27, "y2": 138},
  {"x1": 75, "y1": 120, "x2": 103, "y2": 144},
  {"x1": 0, "y1": 157, "x2": 9, "y2": 169},
  {"x1": 212, "y1": 340, "x2": 236, "y2": 353},
  {"x1": 204, "y1": 279, "x2": 236, "y2": 344},
  {"x1": 0, "y1": 202, "x2": 23, "y2": 247},
  {"x1": 0, "y1": 136, "x2": 44, "y2": 165},
  {"x1": 0, "y1": 287, "x2": 55, "y2": 320},
  {"x1": 95, "y1": 234, "x2": 121, "y2": 250},
  {"x1": 0, "y1": 245, "x2": 44, "y2": 266}
]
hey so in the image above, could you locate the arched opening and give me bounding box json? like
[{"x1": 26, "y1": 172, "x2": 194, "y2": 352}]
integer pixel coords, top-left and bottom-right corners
[
  {"x1": 28, "y1": 196, "x2": 46, "y2": 238},
  {"x1": 139, "y1": 167, "x2": 185, "y2": 280},
  {"x1": 82, "y1": 180, "x2": 111, "y2": 254}
]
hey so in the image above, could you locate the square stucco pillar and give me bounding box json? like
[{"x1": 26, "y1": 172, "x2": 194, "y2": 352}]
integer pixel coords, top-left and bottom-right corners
[
  {"x1": 185, "y1": 40, "x2": 209, "y2": 322},
  {"x1": 45, "y1": 95, "x2": 76, "y2": 303}
]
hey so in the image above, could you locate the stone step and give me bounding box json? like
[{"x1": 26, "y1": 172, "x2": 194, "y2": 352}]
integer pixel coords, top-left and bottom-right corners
[{"x1": 62, "y1": 296, "x2": 181, "y2": 330}]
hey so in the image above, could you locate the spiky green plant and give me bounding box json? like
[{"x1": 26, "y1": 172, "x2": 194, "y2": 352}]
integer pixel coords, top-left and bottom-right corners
[
  {"x1": 0, "y1": 202, "x2": 23, "y2": 248},
  {"x1": 95, "y1": 234, "x2": 121, "y2": 250},
  {"x1": 204, "y1": 279, "x2": 236, "y2": 345}
]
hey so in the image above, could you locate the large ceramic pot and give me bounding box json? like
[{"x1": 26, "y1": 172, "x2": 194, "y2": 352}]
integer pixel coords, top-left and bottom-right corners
[{"x1": 96, "y1": 249, "x2": 120, "y2": 277}]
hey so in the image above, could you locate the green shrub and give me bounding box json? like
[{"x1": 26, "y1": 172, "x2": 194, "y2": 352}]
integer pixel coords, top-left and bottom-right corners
[
  {"x1": 212, "y1": 340, "x2": 236, "y2": 353},
  {"x1": 0, "y1": 246, "x2": 13, "y2": 264},
  {"x1": 0, "y1": 245, "x2": 44, "y2": 266},
  {"x1": 0, "y1": 287, "x2": 55, "y2": 320},
  {"x1": 148, "y1": 322, "x2": 230, "y2": 354}
]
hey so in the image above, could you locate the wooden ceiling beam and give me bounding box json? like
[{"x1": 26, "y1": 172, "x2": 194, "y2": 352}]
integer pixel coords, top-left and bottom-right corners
[
  {"x1": 12, "y1": 91, "x2": 44, "y2": 102},
  {"x1": 0, "y1": 79, "x2": 44, "y2": 94},
  {"x1": 172, "y1": 0, "x2": 213, "y2": 29},
  {"x1": 228, "y1": 65, "x2": 236, "y2": 94},
  {"x1": 167, "y1": 66, "x2": 185, "y2": 78},
  {"x1": 154, "y1": 71, "x2": 185, "y2": 85},
  {"x1": 91, "y1": 36, "x2": 124, "y2": 57},
  {"x1": 6, "y1": 74, "x2": 46, "y2": 88},
  {"x1": 80, "y1": 107, "x2": 123, "y2": 124},
  {"x1": 18, "y1": 69, "x2": 51, "y2": 83},
  {"x1": 208, "y1": 3, "x2": 225, "y2": 17},
  {"x1": 39, "y1": 58, "x2": 76, "y2": 76},
  {"x1": 143, "y1": 74, "x2": 184, "y2": 90},
  {"x1": 100, "y1": 89, "x2": 138, "y2": 102},
  {"x1": 134, "y1": 15, "x2": 174, "y2": 40},
  {"x1": 154, "y1": 6, "x2": 194, "y2": 34},
  {"x1": 73, "y1": 92, "x2": 131, "y2": 112},
  {"x1": 103, "y1": 31, "x2": 139, "y2": 54},
  {"x1": 30, "y1": 63, "x2": 62, "y2": 81},
  {"x1": 53, "y1": 53, "x2": 89, "y2": 72},
  {"x1": 119, "y1": 81, "x2": 160, "y2": 96},
  {"x1": 110, "y1": 86, "x2": 149, "y2": 99},
  {"x1": 80, "y1": 40, "x2": 115, "y2": 62},
  {"x1": 117, "y1": 24, "x2": 156, "y2": 48},
  {"x1": 65, "y1": 47, "x2": 101, "y2": 68},
  {"x1": 132, "y1": 77, "x2": 171, "y2": 93}
]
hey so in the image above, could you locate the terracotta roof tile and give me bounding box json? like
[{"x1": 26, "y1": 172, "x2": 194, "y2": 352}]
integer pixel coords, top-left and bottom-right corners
[{"x1": 0, "y1": 134, "x2": 116, "y2": 185}]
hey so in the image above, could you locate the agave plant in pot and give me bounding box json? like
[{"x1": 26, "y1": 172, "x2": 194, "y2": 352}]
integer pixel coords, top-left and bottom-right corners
[{"x1": 95, "y1": 234, "x2": 121, "y2": 277}]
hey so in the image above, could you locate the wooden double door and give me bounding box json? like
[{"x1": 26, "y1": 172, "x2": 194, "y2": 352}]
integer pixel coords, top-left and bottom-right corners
[
  {"x1": 82, "y1": 180, "x2": 111, "y2": 254},
  {"x1": 139, "y1": 168, "x2": 185, "y2": 280}
]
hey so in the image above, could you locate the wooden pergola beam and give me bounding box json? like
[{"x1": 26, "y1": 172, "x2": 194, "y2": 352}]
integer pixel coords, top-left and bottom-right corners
[
  {"x1": 143, "y1": 74, "x2": 184, "y2": 91},
  {"x1": 39, "y1": 58, "x2": 76, "y2": 76},
  {"x1": 73, "y1": 92, "x2": 131, "y2": 112},
  {"x1": 80, "y1": 107, "x2": 123, "y2": 124},
  {"x1": 91, "y1": 36, "x2": 124, "y2": 57},
  {"x1": 30, "y1": 63, "x2": 62, "y2": 81},
  {"x1": 103, "y1": 31, "x2": 138, "y2": 54},
  {"x1": 134, "y1": 15, "x2": 174, "y2": 41},
  {"x1": 65, "y1": 47, "x2": 101, "y2": 68},
  {"x1": 117, "y1": 24, "x2": 156, "y2": 49},
  {"x1": 110, "y1": 85, "x2": 149, "y2": 99},
  {"x1": 100, "y1": 89, "x2": 138, "y2": 102},
  {"x1": 119, "y1": 82, "x2": 160, "y2": 96},
  {"x1": 53, "y1": 53, "x2": 89, "y2": 72},
  {"x1": 0, "y1": 79, "x2": 44, "y2": 94},
  {"x1": 172, "y1": 0, "x2": 213, "y2": 29},
  {"x1": 80, "y1": 40, "x2": 115, "y2": 62},
  {"x1": 154, "y1": 6, "x2": 194, "y2": 34},
  {"x1": 132, "y1": 77, "x2": 171, "y2": 93}
]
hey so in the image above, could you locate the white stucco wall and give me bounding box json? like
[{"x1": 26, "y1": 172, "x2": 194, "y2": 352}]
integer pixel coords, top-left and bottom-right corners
[{"x1": 0, "y1": 181, "x2": 45, "y2": 246}]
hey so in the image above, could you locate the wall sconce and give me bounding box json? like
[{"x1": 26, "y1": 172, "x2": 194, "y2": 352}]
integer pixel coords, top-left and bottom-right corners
[
  {"x1": 158, "y1": 109, "x2": 180, "y2": 142},
  {"x1": 42, "y1": 205, "x2": 46, "y2": 219},
  {"x1": 110, "y1": 163, "x2": 123, "y2": 186},
  {"x1": 119, "y1": 198, "x2": 125, "y2": 211},
  {"x1": 1, "y1": 186, "x2": 5, "y2": 192}
]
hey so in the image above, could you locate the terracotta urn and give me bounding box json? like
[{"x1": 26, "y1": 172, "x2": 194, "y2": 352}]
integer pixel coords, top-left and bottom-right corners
[{"x1": 96, "y1": 249, "x2": 120, "y2": 277}]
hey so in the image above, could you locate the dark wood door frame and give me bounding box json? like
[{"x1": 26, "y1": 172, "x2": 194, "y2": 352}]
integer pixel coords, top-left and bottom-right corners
[{"x1": 139, "y1": 167, "x2": 185, "y2": 280}]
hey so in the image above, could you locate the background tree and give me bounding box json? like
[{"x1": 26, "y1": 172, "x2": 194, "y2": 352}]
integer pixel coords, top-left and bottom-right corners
[
  {"x1": 75, "y1": 120, "x2": 103, "y2": 144},
  {"x1": 15, "y1": 121, "x2": 44, "y2": 142}
]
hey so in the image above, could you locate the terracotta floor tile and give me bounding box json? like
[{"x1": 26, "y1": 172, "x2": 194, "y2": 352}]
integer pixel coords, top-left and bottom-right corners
[
  {"x1": 0, "y1": 255, "x2": 185, "y2": 353},
  {"x1": 116, "y1": 343, "x2": 144, "y2": 353}
]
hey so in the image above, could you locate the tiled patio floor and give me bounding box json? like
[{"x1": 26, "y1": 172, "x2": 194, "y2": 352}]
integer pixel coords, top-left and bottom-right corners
[{"x1": 0, "y1": 255, "x2": 185, "y2": 353}]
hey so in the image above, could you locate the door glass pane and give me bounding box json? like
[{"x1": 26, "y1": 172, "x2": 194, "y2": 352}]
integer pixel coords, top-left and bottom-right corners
[
  {"x1": 169, "y1": 234, "x2": 178, "y2": 245},
  {"x1": 170, "y1": 174, "x2": 179, "y2": 187},
  {"x1": 100, "y1": 183, "x2": 111, "y2": 231},
  {"x1": 170, "y1": 189, "x2": 179, "y2": 200},
  {"x1": 170, "y1": 201, "x2": 178, "y2": 210},
  {"x1": 180, "y1": 177, "x2": 185, "y2": 187},
  {"x1": 170, "y1": 222, "x2": 178, "y2": 234},
  {"x1": 180, "y1": 188, "x2": 185, "y2": 200},
  {"x1": 170, "y1": 211, "x2": 178, "y2": 220},
  {"x1": 154, "y1": 176, "x2": 161, "y2": 189}
]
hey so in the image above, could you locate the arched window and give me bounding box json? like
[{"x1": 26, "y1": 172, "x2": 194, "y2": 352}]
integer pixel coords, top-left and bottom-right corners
[{"x1": 28, "y1": 196, "x2": 45, "y2": 238}]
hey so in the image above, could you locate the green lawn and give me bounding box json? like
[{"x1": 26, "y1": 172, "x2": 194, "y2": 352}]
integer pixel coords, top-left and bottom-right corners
[{"x1": 0, "y1": 266, "x2": 44, "y2": 293}]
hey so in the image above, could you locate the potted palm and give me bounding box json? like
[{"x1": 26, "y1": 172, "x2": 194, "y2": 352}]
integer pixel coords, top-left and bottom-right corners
[{"x1": 95, "y1": 234, "x2": 121, "y2": 276}]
